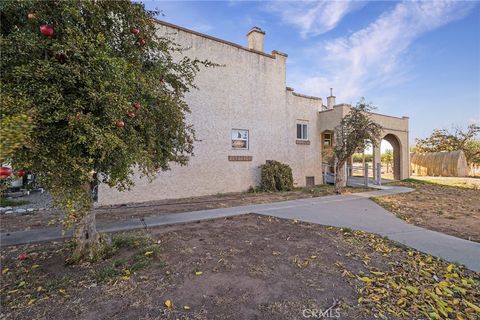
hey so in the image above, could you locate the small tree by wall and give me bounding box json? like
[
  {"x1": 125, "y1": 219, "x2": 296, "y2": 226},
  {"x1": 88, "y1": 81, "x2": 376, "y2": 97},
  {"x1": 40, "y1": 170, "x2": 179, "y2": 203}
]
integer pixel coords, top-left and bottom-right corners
[{"x1": 333, "y1": 99, "x2": 382, "y2": 193}]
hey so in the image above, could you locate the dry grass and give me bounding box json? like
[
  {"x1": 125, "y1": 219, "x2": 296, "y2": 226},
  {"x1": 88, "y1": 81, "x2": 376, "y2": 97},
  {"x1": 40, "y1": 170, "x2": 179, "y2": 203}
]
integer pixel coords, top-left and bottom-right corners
[{"x1": 372, "y1": 178, "x2": 480, "y2": 242}]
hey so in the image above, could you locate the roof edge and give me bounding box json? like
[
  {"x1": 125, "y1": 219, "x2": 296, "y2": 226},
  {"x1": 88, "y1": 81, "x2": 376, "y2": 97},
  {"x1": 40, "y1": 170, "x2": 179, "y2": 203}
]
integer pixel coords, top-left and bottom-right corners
[{"x1": 154, "y1": 19, "x2": 277, "y2": 59}]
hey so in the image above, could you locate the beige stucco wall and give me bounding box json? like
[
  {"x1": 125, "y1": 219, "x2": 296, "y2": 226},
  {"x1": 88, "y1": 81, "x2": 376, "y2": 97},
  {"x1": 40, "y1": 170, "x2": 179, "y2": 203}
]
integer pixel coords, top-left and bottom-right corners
[
  {"x1": 98, "y1": 22, "x2": 323, "y2": 205},
  {"x1": 98, "y1": 21, "x2": 410, "y2": 205}
]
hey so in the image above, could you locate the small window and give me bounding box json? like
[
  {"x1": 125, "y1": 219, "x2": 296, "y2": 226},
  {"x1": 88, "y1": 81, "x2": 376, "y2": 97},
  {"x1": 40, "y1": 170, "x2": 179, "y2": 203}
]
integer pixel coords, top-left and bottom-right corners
[
  {"x1": 296, "y1": 122, "x2": 308, "y2": 140},
  {"x1": 323, "y1": 132, "x2": 332, "y2": 146},
  {"x1": 306, "y1": 176, "x2": 315, "y2": 187},
  {"x1": 231, "y1": 129, "x2": 249, "y2": 149}
]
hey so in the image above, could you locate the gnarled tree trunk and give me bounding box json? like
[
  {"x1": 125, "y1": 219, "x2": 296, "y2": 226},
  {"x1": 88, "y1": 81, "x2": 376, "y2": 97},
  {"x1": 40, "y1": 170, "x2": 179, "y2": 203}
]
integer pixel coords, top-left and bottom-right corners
[
  {"x1": 72, "y1": 209, "x2": 100, "y2": 260},
  {"x1": 71, "y1": 182, "x2": 108, "y2": 261},
  {"x1": 334, "y1": 160, "x2": 347, "y2": 193}
]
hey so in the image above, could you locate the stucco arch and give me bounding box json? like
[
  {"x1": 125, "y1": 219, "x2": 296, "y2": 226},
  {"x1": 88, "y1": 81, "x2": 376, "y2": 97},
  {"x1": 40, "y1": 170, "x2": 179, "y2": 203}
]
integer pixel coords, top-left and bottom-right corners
[
  {"x1": 382, "y1": 133, "x2": 402, "y2": 180},
  {"x1": 373, "y1": 130, "x2": 409, "y2": 181}
]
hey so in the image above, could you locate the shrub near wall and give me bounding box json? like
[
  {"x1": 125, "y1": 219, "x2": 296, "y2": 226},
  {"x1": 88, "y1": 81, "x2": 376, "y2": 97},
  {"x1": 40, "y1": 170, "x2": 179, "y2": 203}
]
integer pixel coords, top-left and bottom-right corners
[{"x1": 260, "y1": 160, "x2": 294, "y2": 192}]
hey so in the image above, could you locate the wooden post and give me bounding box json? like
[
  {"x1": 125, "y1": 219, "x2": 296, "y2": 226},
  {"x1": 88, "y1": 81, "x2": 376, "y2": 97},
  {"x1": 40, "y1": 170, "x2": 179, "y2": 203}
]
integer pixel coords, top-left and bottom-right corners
[
  {"x1": 364, "y1": 163, "x2": 369, "y2": 187},
  {"x1": 376, "y1": 162, "x2": 382, "y2": 185}
]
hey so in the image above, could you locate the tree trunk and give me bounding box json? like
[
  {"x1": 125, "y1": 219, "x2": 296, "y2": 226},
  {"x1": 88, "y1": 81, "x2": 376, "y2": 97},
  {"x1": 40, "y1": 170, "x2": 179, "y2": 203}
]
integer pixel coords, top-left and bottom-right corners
[
  {"x1": 72, "y1": 209, "x2": 100, "y2": 260},
  {"x1": 71, "y1": 182, "x2": 108, "y2": 262},
  {"x1": 334, "y1": 161, "x2": 347, "y2": 193}
]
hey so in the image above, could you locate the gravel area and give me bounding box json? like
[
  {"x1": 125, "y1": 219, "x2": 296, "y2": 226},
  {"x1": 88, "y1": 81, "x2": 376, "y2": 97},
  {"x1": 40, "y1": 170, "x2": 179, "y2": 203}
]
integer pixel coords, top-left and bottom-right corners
[{"x1": 0, "y1": 191, "x2": 53, "y2": 216}]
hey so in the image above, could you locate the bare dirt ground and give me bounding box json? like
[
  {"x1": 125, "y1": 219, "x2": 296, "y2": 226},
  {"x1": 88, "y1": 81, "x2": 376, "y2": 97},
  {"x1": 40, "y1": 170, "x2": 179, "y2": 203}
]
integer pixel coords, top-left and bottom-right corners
[
  {"x1": 372, "y1": 177, "x2": 480, "y2": 242},
  {"x1": 0, "y1": 185, "x2": 370, "y2": 233},
  {"x1": 2, "y1": 214, "x2": 479, "y2": 320}
]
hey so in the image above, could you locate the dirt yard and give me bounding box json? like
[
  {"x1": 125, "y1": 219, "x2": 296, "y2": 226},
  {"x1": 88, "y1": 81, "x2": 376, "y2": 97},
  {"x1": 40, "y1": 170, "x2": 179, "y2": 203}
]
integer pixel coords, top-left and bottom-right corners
[
  {"x1": 1, "y1": 214, "x2": 479, "y2": 320},
  {"x1": 372, "y1": 178, "x2": 480, "y2": 242},
  {"x1": 0, "y1": 185, "x2": 370, "y2": 233}
]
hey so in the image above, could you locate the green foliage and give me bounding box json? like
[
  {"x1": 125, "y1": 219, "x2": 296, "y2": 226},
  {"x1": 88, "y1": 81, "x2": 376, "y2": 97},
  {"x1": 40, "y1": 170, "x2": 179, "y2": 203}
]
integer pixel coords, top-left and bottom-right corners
[
  {"x1": 0, "y1": 198, "x2": 30, "y2": 207},
  {"x1": 352, "y1": 153, "x2": 373, "y2": 163},
  {"x1": 111, "y1": 233, "x2": 149, "y2": 249},
  {"x1": 0, "y1": 113, "x2": 33, "y2": 163},
  {"x1": 95, "y1": 265, "x2": 120, "y2": 282},
  {"x1": 381, "y1": 149, "x2": 393, "y2": 164},
  {"x1": 259, "y1": 160, "x2": 293, "y2": 192},
  {"x1": 0, "y1": 1, "x2": 213, "y2": 228},
  {"x1": 95, "y1": 240, "x2": 160, "y2": 282},
  {"x1": 415, "y1": 124, "x2": 480, "y2": 165}
]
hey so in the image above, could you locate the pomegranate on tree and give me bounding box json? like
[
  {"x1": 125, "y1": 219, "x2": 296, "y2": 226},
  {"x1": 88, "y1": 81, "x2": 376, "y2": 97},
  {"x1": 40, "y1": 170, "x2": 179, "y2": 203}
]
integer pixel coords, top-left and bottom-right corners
[
  {"x1": 116, "y1": 120, "x2": 125, "y2": 128},
  {"x1": 55, "y1": 52, "x2": 67, "y2": 63},
  {"x1": 39, "y1": 24, "x2": 54, "y2": 37},
  {"x1": 131, "y1": 27, "x2": 140, "y2": 35},
  {"x1": 132, "y1": 102, "x2": 141, "y2": 110},
  {"x1": 127, "y1": 112, "x2": 135, "y2": 118}
]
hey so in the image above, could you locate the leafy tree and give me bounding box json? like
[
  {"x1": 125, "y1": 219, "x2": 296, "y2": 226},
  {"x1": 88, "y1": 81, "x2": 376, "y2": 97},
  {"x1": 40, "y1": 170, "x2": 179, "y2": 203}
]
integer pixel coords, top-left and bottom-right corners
[
  {"x1": 333, "y1": 99, "x2": 382, "y2": 193},
  {"x1": 415, "y1": 124, "x2": 480, "y2": 165},
  {"x1": 0, "y1": 0, "x2": 213, "y2": 260},
  {"x1": 381, "y1": 149, "x2": 393, "y2": 173},
  {"x1": 352, "y1": 153, "x2": 373, "y2": 163}
]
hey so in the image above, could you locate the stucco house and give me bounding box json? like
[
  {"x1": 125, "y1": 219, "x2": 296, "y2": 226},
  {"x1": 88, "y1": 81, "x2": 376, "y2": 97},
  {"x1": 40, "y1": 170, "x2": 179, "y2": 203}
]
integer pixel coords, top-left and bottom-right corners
[{"x1": 98, "y1": 20, "x2": 409, "y2": 206}]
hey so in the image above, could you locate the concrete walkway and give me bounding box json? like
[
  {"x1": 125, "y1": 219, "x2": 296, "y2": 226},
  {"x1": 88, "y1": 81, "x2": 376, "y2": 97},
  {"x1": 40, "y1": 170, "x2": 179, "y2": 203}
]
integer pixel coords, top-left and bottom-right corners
[{"x1": 1, "y1": 186, "x2": 479, "y2": 272}]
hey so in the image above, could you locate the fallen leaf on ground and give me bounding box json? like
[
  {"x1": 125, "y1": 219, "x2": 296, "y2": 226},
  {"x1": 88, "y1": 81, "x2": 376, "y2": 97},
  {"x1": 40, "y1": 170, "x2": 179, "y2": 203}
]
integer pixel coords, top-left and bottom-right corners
[{"x1": 144, "y1": 251, "x2": 154, "y2": 257}]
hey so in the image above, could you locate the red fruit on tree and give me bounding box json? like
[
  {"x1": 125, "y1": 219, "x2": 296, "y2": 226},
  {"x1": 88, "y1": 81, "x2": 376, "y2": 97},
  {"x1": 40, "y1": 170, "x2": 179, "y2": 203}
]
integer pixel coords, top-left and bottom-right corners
[
  {"x1": 137, "y1": 39, "x2": 146, "y2": 46},
  {"x1": 27, "y1": 12, "x2": 36, "y2": 20},
  {"x1": 17, "y1": 253, "x2": 28, "y2": 261},
  {"x1": 132, "y1": 102, "x2": 141, "y2": 110},
  {"x1": 0, "y1": 167, "x2": 13, "y2": 179},
  {"x1": 127, "y1": 112, "x2": 135, "y2": 118},
  {"x1": 39, "y1": 24, "x2": 54, "y2": 37},
  {"x1": 131, "y1": 28, "x2": 140, "y2": 35},
  {"x1": 55, "y1": 52, "x2": 67, "y2": 63},
  {"x1": 16, "y1": 169, "x2": 27, "y2": 177},
  {"x1": 116, "y1": 120, "x2": 125, "y2": 128}
]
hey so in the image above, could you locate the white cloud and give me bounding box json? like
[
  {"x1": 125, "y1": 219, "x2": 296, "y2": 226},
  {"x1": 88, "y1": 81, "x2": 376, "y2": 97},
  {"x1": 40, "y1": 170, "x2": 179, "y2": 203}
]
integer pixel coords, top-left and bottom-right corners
[
  {"x1": 294, "y1": 1, "x2": 476, "y2": 102},
  {"x1": 267, "y1": 1, "x2": 364, "y2": 37}
]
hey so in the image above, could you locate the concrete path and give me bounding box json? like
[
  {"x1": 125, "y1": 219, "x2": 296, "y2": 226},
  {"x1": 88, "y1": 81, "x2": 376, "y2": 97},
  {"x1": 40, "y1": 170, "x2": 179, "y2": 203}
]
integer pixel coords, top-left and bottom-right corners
[{"x1": 1, "y1": 186, "x2": 479, "y2": 272}]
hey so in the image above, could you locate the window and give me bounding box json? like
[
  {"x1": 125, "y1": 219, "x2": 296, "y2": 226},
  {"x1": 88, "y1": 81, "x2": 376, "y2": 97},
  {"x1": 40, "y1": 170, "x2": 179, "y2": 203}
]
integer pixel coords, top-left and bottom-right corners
[
  {"x1": 296, "y1": 122, "x2": 308, "y2": 140},
  {"x1": 231, "y1": 129, "x2": 249, "y2": 149},
  {"x1": 306, "y1": 176, "x2": 315, "y2": 187},
  {"x1": 323, "y1": 132, "x2": 332, "y2": 146}
]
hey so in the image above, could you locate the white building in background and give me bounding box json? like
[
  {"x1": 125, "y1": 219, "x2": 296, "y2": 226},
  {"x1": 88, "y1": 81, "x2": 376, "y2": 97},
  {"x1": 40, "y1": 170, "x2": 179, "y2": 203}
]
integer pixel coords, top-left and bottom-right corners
[{"x1": 98, "y1": 20, "x2": 409, "y2": 205}]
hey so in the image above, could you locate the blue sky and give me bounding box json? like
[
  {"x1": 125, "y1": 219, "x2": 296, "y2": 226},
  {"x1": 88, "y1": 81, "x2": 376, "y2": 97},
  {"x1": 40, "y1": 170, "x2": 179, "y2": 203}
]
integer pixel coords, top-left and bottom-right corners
[{"x1": 141, "y1": 1, "x2": 480, "y2": 146}]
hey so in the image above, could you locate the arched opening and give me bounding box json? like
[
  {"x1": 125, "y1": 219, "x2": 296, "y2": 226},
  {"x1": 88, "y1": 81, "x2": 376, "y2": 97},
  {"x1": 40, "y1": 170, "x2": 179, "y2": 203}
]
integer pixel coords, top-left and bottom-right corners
[
  {"x1": 382, "y1": 134, "x2": 401, "y2": 180},
  {"x1": 321, "y1": 130, "x2": 334, "y2": 175}
]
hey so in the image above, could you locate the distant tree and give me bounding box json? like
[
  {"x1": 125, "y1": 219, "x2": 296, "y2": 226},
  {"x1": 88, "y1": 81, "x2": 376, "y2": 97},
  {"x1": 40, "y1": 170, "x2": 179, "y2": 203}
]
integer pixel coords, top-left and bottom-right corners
[
  {"x1": 1, "y1": 0, "x2": 213, "y2": 260},
  {"x1": 352, "y1": 153, "x2": 373, "y2": 163},
  {"x1": 333, "y1": 99, "x2": 382, "y2": 193},
  {"x1": 415, "y1": 124, "x2": 480, "y2": 165},
  {"x1": 381, "y1": 149, "x2": 393, "y2": 173}
]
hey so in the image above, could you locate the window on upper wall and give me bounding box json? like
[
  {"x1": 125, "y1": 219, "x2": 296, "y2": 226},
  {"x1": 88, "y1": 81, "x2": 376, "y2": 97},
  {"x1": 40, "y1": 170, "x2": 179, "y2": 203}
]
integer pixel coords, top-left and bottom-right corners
[
  {"x1": 231, "y1": 129, "x2": 249, "y2": 149},
  {"x1": 323, "y1": 132, "x2": 332, "y2": 146},
  {"x1": 296, "y1": 122, "x2": 308, "y2": 140}
]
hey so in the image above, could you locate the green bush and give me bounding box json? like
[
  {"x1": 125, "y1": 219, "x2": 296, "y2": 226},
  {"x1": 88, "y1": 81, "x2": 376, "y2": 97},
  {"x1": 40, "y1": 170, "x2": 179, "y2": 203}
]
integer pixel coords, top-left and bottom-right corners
[{"x1": 260, "y1": 161, "x2": 294, "y2": 192}]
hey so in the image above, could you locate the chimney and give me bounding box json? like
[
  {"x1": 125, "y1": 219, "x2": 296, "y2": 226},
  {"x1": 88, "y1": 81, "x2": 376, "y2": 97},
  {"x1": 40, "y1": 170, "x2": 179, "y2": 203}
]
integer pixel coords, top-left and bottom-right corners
[
  {"x1": 247, "y1": 27, "x2": 265, "y2": 52},
  {"x1": 327, "y1": 88, "x2": 336, "y2": 109}
]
